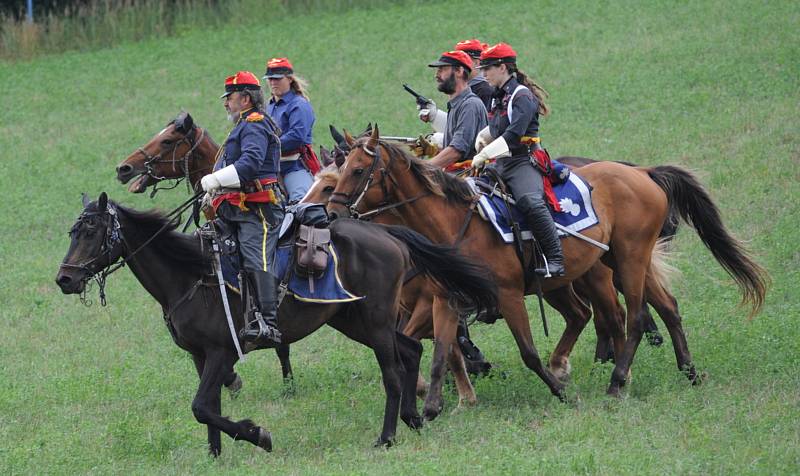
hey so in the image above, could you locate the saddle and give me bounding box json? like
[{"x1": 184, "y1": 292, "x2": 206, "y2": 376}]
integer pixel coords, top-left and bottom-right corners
[{"x1": 291, "y1": 203, "x2": 331, "y2": 292}]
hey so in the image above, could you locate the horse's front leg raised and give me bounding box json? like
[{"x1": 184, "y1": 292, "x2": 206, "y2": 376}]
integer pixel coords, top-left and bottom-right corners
[{"x1": 191, "y1": 350, "x2": 272, "y2": 456}]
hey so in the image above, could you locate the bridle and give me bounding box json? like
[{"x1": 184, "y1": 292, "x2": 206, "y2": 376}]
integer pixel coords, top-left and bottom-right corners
[
  {"x1": 328, "y1": 140, "x2": 428, "y2": 220},
  {"x1": 59, "y1": 192, "x2": 203, "y2": 306},
  {"x1": 136, "y1": 126, "x2": 208, "y2": 197}
]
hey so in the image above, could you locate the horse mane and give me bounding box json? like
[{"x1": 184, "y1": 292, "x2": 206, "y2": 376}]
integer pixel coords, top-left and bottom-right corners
[
  {"x1": 112, "y1": 201, "x2": 210, "y2": 275},
  {"x1": 353, "y1": 138, "x2": 476, "y2": 204},
  {"x1": 316, "y1": 163, "x2": 340, "y2": 181}
]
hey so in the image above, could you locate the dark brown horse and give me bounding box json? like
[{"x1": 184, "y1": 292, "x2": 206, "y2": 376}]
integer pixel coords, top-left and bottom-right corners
[
  {"x1": 328, "y1": 127, "x2": 768, "y2": 400},
  {"x1": 56, "y1": 193, "x2": 497, "y2": 454}
]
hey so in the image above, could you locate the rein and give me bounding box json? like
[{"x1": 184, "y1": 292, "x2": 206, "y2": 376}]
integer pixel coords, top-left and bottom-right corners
[
  {"x1": 137, "y1": 127, "x2": 209, "y2": 198},
  {"x1": 329, "y1": 141, "x2": 429, "y2": 220},
  {"x1": 60, "y1": 191, "x2": 204, "y2": 306}
]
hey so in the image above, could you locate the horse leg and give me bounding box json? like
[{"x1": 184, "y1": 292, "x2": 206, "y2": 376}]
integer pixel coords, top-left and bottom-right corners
[
  {"x1": 447, "y1": 343, "x2": 477, "y2": 409},
  {"x1": 423, "y1": 297, "x2": 459, "y2": 421},
  {"x1": 606, "y1": 249, "x2": 651, "y2": 397},
  {"x1": 545, "y1": 284, "x2": 592, "y2": 382},
  {"x1": 192, "y1": 350, "x2": 271, "y2": 455},
  {"x1": 645, "y1": 275, "x2": 700, "y2": 384},
  {"x1": 577, "y1": 267, "x2": 627, "y2": 364},
  {"x1": 395, "y1": 332, "x2": 424, "y2": 430},
  {"x1": 614, "y1": 271, "x2": 663, "y2": 346},
  {"x1": 500, "y1": 290, "x2": 565, "y2": 400},
  {"x1": 370, "y1": 333, "x2": 405, "y2": 447},
  {"x1": 400, "y1": 296, "x2": 433, "y2": 400},
  {"x1": 275, "y1": 343, "x2": 293, "y2": 382}
]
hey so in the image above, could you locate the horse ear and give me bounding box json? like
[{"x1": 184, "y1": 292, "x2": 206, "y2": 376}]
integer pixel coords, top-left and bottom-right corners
[
  {"x1": 175, "y1": 111, "x2": 193, "y2": 134},
  {"x1": 334, "y1": 147, "x2": 346, "y2": 168},
  {"x1": 367, "y1": 123, "x2": 380, "y2": 147},
  {"x1": 81, "y1": 193, "x2": 91, "y2": 208},
  {"x1": 363, "y1": 122, "x2": 373, "y2": 135},
  {"x1": 319, "y1": 146, "x2": 333, "y2": 166},
  {"x1": 343, "y1": 129, "x2": 356, "y2": 147},
  {"x1": 98, "y1": 192, "x2": 108, "y2": 212},
  {"x1": 329, "y1": 124, "x2": 346, "y2": 147}
]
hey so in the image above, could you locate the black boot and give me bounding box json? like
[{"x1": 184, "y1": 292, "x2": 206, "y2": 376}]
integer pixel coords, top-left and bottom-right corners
[
  {"x1": 517, "y1": 195, "x2": 565, "y2": 277},
  {"x1": 240, "y1": 270, "x2": 282, "y2": 346},
  {"x1": 457, "y1": 316, "x2": 492, "y2": 376}
]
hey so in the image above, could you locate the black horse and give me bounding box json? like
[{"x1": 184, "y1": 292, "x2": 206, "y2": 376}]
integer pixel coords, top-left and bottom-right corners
[{"x1": 56, "y1": 193, "x2": 497, "y2": 456}]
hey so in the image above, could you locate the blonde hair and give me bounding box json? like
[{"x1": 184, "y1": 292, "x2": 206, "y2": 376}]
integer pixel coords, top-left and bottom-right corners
[{"x1": 289, "y1": 74, "x2": 310, "y2": 100}]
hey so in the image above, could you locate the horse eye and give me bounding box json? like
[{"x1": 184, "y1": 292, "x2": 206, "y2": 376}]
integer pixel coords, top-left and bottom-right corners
[
  {"x1": 162, "y1": 140, "x2": 174, "y2": 147},
  {"x1": 353, "y1": 168, "x2": 364, "y2": 176},
  {"x1": 323, "y1": 186, "x2": 334, "y2": 193}
]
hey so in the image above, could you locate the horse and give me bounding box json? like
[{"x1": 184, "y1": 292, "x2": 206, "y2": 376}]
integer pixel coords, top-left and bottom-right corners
[
  {"x1": 114, "y1": 111, "x2": 294, "y2": 387},
  {"x1": 114, "y1": 114, "x2": 484, "y2": 415},
  {"x1": 328, "y1": 127, "x2": 768, "y2": 400},
  {"x1": 56, "y1": 192, "x2": 498, "y2": 455}
]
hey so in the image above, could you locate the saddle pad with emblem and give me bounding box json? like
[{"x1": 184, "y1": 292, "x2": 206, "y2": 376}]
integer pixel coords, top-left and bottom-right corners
[
  {"x1": 219, "y1": 243, "x2": 363, "y2": 303},
  {"x1": 467, "y1": 171, "x2": 599, "y2": 244}
]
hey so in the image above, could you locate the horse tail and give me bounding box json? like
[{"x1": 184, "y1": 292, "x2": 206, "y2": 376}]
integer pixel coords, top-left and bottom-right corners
[
  {"x1": 646, "y1": 165, "x2": 769, "y2": 316},
  {"x1": 383, "y1": 225, "x2": 498, "y2": 314}
]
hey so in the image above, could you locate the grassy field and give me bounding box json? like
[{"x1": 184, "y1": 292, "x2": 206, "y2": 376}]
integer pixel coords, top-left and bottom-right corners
[{"x1": 2, "y1": 0, "x2": 799, "y2": 473}]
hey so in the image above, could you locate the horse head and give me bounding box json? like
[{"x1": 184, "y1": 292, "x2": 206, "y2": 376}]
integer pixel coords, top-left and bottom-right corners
[
  {"x1": 327, "y1": 125, "x2": 394, "y2": 220},
  {"x1": 56, "y1": 192, "x2": 124, "y2": 294},
  {"x1": 116, "y1": 111, "x2": 210, "y2": 193}
]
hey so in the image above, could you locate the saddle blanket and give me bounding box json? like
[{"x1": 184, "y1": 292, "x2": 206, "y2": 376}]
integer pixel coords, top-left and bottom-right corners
[
  {"x1": 219, "y1": 244, "x2": 363, "y2": 303},
  {"x1": 468, "y1": 171, "x2": 599, "y2": 244}
]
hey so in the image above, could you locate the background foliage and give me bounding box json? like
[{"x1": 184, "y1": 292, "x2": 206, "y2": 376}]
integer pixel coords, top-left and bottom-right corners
[{"x1": 1, "y1": 0, "x2": 798, "y2": 474}]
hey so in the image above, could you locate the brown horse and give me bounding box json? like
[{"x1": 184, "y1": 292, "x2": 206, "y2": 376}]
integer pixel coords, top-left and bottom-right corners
[{"x1": 328, "y1": 127, "x2": 768, "y2": 400}]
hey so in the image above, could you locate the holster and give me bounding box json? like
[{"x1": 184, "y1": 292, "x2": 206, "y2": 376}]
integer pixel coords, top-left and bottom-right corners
[{"x1": 294, "y1": 224, "x2": 331, "y2": 293}]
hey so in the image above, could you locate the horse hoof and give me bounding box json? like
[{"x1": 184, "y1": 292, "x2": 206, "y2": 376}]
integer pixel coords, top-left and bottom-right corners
[
  {"x1": 646, "y1": 331, "x2": 664, "y2": 347},
  {"x1": 373, "y1": 437, "x2": 394, "y2": 448},
  {"x1": 257, "y1": 428, "x2": 273, "y2": 452},
  {"x1": 402, "y1": 414, "x2": 424, "y2": 430},
  {"x1": 226, "y1": 374, "x2": 243, "y2": 399}
]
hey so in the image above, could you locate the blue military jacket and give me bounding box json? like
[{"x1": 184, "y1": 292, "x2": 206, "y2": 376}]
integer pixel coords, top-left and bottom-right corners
[
  {"x1": 267, "y1": 90, "x2": 315, "y2": 154},
  {"x1": 214, "y1": 107, "x2": 280, "y2": 182},
  {"x1": 488, "y1": 77, "x2": 540, "y2": 157}
]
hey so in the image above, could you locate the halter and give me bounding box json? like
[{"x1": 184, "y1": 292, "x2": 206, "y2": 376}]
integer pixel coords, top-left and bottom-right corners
[
  {"x1": 136, "y1": 127, "x2": 208, "y2": 197},
  {"x1": 328, "y1": 140, "x2": 428, "y2": 220},
  {"x1": 59, "y1": 192, "x2": 203, "y2": 306}
]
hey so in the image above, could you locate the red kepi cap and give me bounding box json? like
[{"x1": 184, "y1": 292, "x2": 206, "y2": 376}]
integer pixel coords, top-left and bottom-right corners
[
  {"x1": 455, "y1": 39, "x2": 487, "y2": 59},
  {"x1": 478, "y1": 42, "x2": 518, "y2": 69},
  {"x1": 221, "y1": 71, "x2": 261, "y2": 98},
  {"x1": 427, "y1": 50, "x2": 473, "y2": 71},
  {"x1": 264, "y1": 57, "x2": 294, "y2": 79}
]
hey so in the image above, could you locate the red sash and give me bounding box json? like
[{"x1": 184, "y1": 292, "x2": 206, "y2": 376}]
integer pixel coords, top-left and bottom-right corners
[
  {"x1": 531, "y1": 149, "x2": 562, "y2": 212},
  {"x1": 211, "y1": 178, "x2": 279, "y2": 212}
]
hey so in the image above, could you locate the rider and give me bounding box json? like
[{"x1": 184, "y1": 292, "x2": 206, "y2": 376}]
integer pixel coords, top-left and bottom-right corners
[
  {"x1": 454, "y1": 39, "x2": 494, "y2": 110},
  {"x1": 264, "y1": 57, "x2": 319, "y2": 203},
  {"x1": 201, "y1": 71, "x2": 285, "y2": 346},
  {"x1": 471, "y1": 43, "x2": 565, "y2": 277},
  {"x1": 424, "y1": 50, "x2": 488, "y2": 170},
  {"x1": 424, "y1": 50, "x2": 492, "y2": 374}
]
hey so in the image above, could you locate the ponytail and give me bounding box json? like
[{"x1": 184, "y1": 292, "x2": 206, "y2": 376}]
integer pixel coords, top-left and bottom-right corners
[
  {"x1": 511, "y1": 67, "x2": 549, "y2": 116},
  {"x1": 288, "y1": 74, "x2": 310, "y2": 101}
]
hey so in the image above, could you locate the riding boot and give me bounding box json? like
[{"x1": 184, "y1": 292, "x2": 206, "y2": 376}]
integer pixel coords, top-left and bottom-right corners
[
  {"x1": 240, "y1": 270, "x2": 283, "y2": 346},
  {"x1": 456, "y1": 316, "x2": 492, "y2": 376},
  {"x1": 517, "y1": 195, "x2": 565, "y2": 277}
]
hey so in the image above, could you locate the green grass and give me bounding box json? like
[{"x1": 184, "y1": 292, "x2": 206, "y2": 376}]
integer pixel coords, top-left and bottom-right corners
[{"x1": 1, "y1": 0, "x2": 799, "y2": 473}]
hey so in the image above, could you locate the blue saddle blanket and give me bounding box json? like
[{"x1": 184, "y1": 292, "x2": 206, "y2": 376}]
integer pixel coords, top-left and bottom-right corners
[
  {"x1": 219, "y1": 244, "x2": 363, "y2": 303},
  {"x1": 469, "y1": 171, "x2": 599, "y2": 244}
]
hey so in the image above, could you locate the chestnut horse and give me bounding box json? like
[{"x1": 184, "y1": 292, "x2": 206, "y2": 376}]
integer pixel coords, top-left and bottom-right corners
[
  {"x1": 56, "y1": 193, "x2": 497, "y2": 454},
  {"x1": 328, "y1": 127, "x2": 768, "y2": 399}
]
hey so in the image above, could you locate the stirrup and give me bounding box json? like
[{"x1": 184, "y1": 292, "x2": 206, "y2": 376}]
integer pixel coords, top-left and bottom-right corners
[{"x1": 240, "y1": 315, "x2": 282, "y2": 345}]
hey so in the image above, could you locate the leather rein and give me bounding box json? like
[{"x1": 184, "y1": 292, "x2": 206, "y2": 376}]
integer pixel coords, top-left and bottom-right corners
[
  {"x1": 328, "y1": 141, "x2": 430, "y2": 220},
  {"x1": 136, "y1": 126, "x2": 209, "y2": 197}
]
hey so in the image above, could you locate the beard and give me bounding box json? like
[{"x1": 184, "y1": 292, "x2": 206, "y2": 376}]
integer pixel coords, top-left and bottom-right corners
[
  {"x1": 227, "y1": 112, "x2": 237, "y2": 123},
  {"x1": 437, "y1": 71, "x2": 457, "y2": 94}
]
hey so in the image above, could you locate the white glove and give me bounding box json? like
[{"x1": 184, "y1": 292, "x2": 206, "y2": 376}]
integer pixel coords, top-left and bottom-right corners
[
  {"x1": 418, "y1": 102, "x2": 448, "y2": 133},
  {"x1": 474, "y1": 126, "x2": 493, "y2": 153},
  {"x1": 429, "y1": 132, "x2": 444, "y2": 148},
  {"x1": 471, "y1": 136, "x2": 510, "y2": 169},
  {"x1": 201, "y1": 164, "x2": 241, "y2": 192}
]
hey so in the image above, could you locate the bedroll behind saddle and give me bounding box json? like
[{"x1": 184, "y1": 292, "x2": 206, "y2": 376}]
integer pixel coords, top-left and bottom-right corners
[{"x1": 292, "y1": 203, "x2": 331, "y2": 292}]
